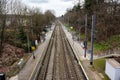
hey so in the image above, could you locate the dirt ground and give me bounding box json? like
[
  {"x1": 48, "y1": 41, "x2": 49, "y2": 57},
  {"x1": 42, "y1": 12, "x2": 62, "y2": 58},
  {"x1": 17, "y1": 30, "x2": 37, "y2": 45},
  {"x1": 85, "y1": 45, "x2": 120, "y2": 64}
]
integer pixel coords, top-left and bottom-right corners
[{"x1": 0, "y1": 43, "x2": 27, "y2": 77}]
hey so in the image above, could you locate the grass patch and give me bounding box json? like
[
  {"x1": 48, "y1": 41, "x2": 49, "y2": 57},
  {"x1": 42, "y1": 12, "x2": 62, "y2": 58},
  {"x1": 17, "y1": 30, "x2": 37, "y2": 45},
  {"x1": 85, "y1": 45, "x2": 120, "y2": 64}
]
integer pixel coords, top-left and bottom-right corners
[
  {"x1": 108, "y1": 35, "x2": 120, "y2": 48},
  {"x1": 64, "y1": 24, "x2": 75, "y2": 32},
  {"x1": 94, "y1": 43, "x2": 109, "y2": 54},
  {"x1": 108, "y1": 35, "x2": 120, "y2": 43},
  {"x1": 94, "y1": 35, "x2": 120, "y2": 54},
  {"x1": 64, "y1": 24, "x2": 71, "y2": 30},
  {"x1": 94, "y1": 58, "x2": 110, "y2": 80},
  {"x1": 80, "y1": 34, "x2": 85, "y2": 40}
]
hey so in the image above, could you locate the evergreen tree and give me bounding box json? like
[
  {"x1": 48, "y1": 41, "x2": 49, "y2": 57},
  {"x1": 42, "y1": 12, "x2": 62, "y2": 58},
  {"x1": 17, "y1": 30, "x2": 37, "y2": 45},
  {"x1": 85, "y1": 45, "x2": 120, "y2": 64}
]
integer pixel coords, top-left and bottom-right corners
[{"x1": 19, "y1": 27, "x2": 27, "y2": 43}]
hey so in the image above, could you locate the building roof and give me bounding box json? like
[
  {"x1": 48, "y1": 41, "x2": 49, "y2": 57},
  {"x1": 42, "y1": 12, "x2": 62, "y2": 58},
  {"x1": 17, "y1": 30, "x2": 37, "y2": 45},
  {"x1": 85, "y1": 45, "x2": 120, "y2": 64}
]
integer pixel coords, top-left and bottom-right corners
[
  {"x1": 114, "y1": 57, "x2": 120, "y2": 64},
  {"x1": 107, "y1": 59, "x2": 120, "y2": 68}
]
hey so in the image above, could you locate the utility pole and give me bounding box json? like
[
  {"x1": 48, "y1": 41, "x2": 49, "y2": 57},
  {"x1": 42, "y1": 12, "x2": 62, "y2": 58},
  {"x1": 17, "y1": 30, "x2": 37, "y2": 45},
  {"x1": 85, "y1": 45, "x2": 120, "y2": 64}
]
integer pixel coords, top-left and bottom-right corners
[
  {"x1": 30, "y1": 16, "x2": 35, "y2": 59},
  {"x1": 78, "y1": 0, "x2": 80, "y2": 5},
  {"x1": 27, "y1": 16, "x2": 31, "y2": 53},
  {"x1": 68, "y1": 17, "x2": 70, "y2": 32},
  {"x1": 79, "y1": 26, "x2": 83, "y2": 41},
  {"x1": 27, "y1": 34, "x2": 30, "y2": 53},
  {"x1": 90, "y1": 15, "x2": 95, "y2": 65},
  {"x1": 30, "y1": 16, "x2": 33, "y2": 35},
  {"x1": 84, "y1": 14, "x2": 87, "y2": 57},
  {"x1": 68, "y1": 17, "x2": 69, "y2": 26},
  {"x1": 11, "y1": 0, "x2": 12, "y2": 23}
]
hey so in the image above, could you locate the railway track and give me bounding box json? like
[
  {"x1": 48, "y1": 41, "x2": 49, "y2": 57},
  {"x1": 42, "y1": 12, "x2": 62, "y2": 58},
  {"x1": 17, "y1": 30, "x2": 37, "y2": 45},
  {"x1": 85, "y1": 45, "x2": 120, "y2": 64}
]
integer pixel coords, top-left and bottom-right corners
[{"x1": 31, "y1": 23, "x2": 87, "y2": 80}]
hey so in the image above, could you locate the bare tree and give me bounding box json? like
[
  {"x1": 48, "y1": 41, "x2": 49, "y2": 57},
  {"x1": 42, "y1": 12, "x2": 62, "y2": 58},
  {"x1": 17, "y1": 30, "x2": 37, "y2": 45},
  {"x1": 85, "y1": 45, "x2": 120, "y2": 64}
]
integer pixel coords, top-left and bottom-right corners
[{"x1": 0, "y1": 0, "x2": 9, "y2": 54}]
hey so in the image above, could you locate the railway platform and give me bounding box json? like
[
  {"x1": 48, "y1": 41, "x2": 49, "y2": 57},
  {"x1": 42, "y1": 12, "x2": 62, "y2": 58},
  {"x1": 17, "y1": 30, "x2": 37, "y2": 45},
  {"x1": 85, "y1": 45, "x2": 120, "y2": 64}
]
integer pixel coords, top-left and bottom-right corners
[
  {"x1": 9, "y1": 26, "x2": 55, "y2": 80},
  {"x1": 62, "y1": 24, "x2": 103, "y2": 80}
]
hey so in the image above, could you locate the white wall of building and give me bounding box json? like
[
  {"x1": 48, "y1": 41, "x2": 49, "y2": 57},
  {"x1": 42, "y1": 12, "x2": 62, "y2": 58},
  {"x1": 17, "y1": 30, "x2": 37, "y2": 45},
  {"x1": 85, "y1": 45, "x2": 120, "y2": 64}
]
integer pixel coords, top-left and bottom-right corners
[
  {"x1": 105, "y1": 61, "x2": 116, "y2": 80},
  {"x1": 105, "y1": 60, "x2": 120, "y2": 80},
  {"x1": 115, "y1": 68, "x2": 120, "y2": 80}
]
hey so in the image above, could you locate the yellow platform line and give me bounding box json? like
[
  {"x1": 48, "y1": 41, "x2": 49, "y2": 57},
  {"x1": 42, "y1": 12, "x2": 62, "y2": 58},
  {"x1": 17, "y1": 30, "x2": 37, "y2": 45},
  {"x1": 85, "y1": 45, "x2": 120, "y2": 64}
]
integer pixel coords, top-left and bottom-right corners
[{"x1": 28, "y1": 55, "x2": 40, "y2": 80}]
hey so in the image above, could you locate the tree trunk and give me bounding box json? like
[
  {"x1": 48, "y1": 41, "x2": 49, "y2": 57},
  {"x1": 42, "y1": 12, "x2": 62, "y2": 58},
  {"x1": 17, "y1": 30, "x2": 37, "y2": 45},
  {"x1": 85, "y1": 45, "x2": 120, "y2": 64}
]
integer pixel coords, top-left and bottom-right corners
[{"x1": 0, "y1": 15, "x2": 6, "y2": 54}]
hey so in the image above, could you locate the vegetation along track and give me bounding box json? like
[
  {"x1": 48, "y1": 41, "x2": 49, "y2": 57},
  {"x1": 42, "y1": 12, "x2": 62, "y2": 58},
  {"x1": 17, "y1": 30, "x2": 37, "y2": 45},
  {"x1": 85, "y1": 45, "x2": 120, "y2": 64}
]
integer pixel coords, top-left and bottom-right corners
[{"x1": 36, "y1": 23, "x2": 87, "y2": 80}]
